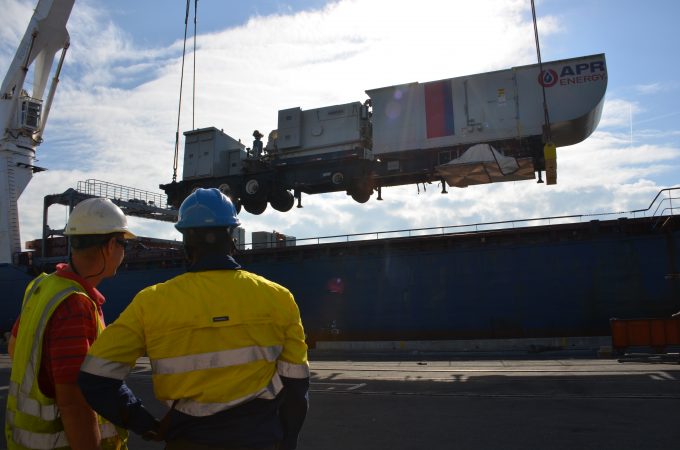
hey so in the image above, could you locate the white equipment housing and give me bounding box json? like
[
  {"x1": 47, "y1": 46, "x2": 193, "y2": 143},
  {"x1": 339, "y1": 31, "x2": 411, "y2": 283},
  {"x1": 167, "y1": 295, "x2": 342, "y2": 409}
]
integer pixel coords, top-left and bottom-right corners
[{"x1": 367, "y1": 54, "x2": 606, "y2": 155}]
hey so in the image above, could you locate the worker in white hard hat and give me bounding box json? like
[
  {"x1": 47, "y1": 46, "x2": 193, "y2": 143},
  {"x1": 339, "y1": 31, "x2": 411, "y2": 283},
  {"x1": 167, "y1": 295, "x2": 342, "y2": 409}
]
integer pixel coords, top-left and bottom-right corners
[{"x1": 6, "y1": 197, "x2": 134, "y2": 450}]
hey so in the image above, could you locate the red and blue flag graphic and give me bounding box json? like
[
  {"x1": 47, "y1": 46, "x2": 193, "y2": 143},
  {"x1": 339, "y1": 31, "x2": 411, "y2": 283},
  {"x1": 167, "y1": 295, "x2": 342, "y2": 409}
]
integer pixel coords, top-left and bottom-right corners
[{"x1": 424, "y1": 80, "x2": 455, "y2": 138}]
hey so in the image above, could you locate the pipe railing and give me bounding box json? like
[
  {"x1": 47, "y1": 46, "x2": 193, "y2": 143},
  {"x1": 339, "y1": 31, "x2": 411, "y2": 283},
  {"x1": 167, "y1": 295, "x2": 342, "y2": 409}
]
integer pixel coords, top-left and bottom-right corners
[
  {"x1": 246, "y1": 186, "x2": 680, "y2": 249},
  {"x1": 76, "y1": 179, "x2": 170, "y2": 209}
]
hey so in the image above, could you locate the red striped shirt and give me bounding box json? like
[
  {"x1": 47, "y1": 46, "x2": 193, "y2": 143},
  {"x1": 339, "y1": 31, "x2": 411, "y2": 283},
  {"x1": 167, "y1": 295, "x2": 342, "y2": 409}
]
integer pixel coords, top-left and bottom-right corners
[{"x1": 12, "y1": 263, "x2": 106, "y2": 397}]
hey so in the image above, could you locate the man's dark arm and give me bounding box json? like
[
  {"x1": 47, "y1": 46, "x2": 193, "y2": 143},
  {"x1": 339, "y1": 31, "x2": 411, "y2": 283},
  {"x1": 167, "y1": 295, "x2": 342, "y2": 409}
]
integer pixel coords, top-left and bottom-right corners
[
  {"x1": 279, "y1": 375, "x2": 310, "y2": 450},
  {"x1": 78, "y1": 371, "x2": 160, "y2": 436}
]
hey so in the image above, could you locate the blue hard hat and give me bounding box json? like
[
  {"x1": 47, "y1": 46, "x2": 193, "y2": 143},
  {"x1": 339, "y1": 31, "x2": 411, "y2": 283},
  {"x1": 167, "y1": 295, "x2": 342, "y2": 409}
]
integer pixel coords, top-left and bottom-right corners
[{"x1": 175, "y1": 188, "x2": 241, "y2": 231}]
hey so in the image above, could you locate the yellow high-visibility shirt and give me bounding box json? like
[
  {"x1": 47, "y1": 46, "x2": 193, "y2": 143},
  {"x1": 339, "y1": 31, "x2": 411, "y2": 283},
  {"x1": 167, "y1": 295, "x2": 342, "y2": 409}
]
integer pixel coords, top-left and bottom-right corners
[{"x1": 81, "y1": 269, "x2": 309, "y2": 417}]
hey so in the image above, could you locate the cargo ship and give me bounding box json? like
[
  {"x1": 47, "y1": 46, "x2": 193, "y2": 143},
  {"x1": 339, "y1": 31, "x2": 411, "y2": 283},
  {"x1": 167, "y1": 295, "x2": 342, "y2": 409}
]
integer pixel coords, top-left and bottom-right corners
[
  {"x1": 2, "y1": 1, "x2": 678, "y2": 350},
  {"x1": 2, "y1": 186, "x2": 678, "y2": 348}
]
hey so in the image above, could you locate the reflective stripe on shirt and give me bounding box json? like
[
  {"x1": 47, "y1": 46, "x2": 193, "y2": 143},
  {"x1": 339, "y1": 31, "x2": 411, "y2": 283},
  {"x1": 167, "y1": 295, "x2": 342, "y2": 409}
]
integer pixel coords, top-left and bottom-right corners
[
  {"x1": 7, "y1": 411, "x2": 119, "y2": 448},
  {"x1": 100, "y1": 422, "x2": 119, "y2": 439},
  {"x1": 9, "y1": 381, "x2": 58, "y2": 421},
  {"x1": 172, "y1": 372, "x2": 284, "y2": 417},
  {"x1": 80, "y1": 355, "x2": 132, "y2": 380},
  {"x1": 10, "y1": 427, "x2": 68, "y2": 449},
  {"x1": 150, "y1": 345, "x2": 283, "y2": 375},
  {"x1": 14, "y1": 284, "x2": 81, "y2": 419},
  {"x1": 277, "y1": 360, "x2": 310, "y2": 379}
]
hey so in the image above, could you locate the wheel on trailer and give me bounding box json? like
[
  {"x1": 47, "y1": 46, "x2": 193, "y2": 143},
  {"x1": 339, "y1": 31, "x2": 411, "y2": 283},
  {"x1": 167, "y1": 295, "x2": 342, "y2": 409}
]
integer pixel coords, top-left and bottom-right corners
[
  {"x1": 349, "y1": 178, "x2": 373, "y2": 204},
  {"x1": 219, "y1": 183, "x2": 242, "y2": 213},
  {"x1": 168, "y1": 191, "x2": 184, "y2": 209},
  {"x1": 218, "y1": 183, "x2": 233, "y2": 197},
  {"x1": 173, "y1": 185, "x2": 200, "y2": 208},
  {"x1": 243, "y1": 198, "x2": 267, "y2": 215},
  {"x1": 351, "y1": 192, "x2": 370, "y2": 203},
  {"x1": 242, "y1": 177, "x2": 267, "y2": 214},
  {"x1": 244, "y1": 178, "x2": 265, "y2": 199},
  {"x1": 269, "y1": 188, "x2": 295, "y2": 212},
  {"x1": 331, "y1": 172, "x2": 345, "y2": 186}
]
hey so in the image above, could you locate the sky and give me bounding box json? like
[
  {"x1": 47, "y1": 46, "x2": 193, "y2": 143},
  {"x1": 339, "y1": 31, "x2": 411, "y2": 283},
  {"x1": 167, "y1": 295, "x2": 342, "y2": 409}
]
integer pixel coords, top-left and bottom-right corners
[{"x1": 2, "y1": 0, "x2": 679, "y2": 247}]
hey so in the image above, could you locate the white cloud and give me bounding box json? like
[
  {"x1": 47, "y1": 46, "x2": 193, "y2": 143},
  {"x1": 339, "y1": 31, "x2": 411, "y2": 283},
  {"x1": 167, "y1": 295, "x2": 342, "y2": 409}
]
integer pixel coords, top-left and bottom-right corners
[
  {"x1": 634, "y1": 83, "x2": 663, "y2": 95},
  {"x1": 0, "y1": 0, "x2": 32, "y2": 53},
  {"x1": 633, "y1": 81, "x2": 680, "y2": 95},
  {"x1": 5, "y1": 0, "x2": 680, "y2": 249},
  {"x1": 634, "y1": 110, "x2": 680, "y2": 127},
  {"x1": 598, "y1": 98, "x2": 639, "y2": 129}
]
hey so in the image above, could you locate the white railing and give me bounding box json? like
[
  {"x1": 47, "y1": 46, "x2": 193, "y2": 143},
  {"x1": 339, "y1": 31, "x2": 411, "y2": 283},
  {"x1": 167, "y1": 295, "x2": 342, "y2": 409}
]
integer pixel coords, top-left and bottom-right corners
[{"x1": 247, "y1": 187, "x2": 680, "y2": 248}]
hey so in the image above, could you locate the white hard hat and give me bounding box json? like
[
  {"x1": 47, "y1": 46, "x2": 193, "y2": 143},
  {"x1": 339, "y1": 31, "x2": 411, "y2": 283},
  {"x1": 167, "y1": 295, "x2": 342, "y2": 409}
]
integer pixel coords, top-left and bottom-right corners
[{"x1": 64, "y1": 198, "x2": 136, "y2": 239}]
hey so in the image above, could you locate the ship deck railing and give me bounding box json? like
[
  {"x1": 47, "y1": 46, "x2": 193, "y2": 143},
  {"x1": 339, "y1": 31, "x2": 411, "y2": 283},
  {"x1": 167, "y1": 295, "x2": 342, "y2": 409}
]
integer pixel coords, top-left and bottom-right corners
[{"x1": 253, "y1": 186, "x2": 679, "y2": 248}]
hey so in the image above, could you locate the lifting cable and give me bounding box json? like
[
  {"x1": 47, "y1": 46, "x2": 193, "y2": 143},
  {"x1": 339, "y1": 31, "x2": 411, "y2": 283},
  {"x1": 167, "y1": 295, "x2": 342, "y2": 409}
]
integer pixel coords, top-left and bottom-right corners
[
  {"x1": 530, "y1": 0, "x2": 552, "y2": 144},
  {"x1": 172, "y1": 0, "x2": 198, "y2": 182}
]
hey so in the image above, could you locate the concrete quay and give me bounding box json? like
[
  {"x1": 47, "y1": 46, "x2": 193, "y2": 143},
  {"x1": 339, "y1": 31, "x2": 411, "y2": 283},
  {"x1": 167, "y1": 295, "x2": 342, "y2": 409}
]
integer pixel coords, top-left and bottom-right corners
[{"x1": 1, "y1": 352, "x2": 679, "y2": 449}]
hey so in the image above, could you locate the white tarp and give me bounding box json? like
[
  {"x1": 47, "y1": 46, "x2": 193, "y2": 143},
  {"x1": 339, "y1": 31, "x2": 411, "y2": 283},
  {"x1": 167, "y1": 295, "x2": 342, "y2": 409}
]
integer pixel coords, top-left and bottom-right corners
[{"x1": 434, "y1": 144, "x2": 535, "y2": 187}]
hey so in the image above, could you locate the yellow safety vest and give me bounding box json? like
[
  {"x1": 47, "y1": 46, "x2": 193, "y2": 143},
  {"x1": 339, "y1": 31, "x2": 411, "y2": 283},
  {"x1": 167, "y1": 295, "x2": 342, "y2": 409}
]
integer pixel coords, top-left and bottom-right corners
[
  {"x1": 82, "y1": 269, "x2": 309, "y2": 417},
  {"x1": 5, "y1": 273, "x2": 128, "y2": 450}
]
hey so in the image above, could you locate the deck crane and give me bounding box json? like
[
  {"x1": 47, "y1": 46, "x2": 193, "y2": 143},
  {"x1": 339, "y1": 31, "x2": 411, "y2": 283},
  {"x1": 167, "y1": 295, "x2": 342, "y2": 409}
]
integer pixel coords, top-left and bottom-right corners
[{"x1": 0, "y1": 0, "x2": 75, "y2": 264}]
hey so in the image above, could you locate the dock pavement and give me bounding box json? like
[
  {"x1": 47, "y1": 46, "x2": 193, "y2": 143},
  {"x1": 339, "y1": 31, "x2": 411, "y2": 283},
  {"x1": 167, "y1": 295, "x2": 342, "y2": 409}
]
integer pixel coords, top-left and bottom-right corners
[{"x1": 1, "y1": 351, "x2": 679, "y2": 449}]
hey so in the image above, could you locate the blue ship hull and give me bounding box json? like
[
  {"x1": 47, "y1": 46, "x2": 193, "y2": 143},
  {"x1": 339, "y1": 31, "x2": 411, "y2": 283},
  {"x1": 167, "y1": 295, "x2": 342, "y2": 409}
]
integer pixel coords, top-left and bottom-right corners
[{"x1": 3, "y1": 216, "x2": 679, "y2": 346}]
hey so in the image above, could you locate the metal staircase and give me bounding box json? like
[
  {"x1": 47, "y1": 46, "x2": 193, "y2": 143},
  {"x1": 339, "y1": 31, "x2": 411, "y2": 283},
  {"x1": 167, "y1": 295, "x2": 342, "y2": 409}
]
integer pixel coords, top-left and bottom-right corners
[{"x1": 646, "y1": 187, "x2": 679, "y2": 229}]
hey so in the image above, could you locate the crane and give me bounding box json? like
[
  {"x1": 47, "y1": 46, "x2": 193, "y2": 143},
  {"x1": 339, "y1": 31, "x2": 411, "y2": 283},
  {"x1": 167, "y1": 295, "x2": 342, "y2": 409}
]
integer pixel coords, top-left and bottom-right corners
[{"x1": 0, "y1": 0, "x2": 74, "y2": 264}]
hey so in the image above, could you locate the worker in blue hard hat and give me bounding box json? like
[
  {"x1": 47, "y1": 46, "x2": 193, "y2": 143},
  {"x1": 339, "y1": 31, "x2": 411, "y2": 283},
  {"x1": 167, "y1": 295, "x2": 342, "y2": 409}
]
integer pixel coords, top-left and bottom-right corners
[{"x1": 78, "y1": 188, "x2": 310, "y2": 449}]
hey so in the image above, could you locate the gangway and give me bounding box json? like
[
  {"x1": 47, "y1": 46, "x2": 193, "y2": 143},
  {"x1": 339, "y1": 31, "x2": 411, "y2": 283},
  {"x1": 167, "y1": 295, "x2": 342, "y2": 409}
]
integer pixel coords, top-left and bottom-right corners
[
  {"x1": 75, "y1": 179, "x2": 177, "y2": 221},
  {"x1": 33, "y1": 180, "x2": 177, "y2": 265},
  {"x1": 43, "y1": 180, "x2": 177, "y2": 223}
]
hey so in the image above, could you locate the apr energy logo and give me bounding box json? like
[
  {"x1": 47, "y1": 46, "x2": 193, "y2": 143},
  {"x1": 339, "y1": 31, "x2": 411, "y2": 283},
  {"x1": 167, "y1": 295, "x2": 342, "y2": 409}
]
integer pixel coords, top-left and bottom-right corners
[
  {"x1": 538, "y1": 69, "x2": 558, "y2": 87},
  {"x1": 538, "y1": 60, "x2": 607, "y2": 87}
]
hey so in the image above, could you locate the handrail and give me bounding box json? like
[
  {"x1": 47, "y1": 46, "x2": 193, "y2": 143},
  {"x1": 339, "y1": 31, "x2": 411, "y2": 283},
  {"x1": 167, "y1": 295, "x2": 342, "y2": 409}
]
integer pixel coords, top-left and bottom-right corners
[
  {"x1": 644, "y1": 187, "x2": 678, "y2": 213},
  {"x1": 76, "y1": 179, "x2": 171, "y2": 210},
  {"x1": 246, "y1": 186, "x2": 680, "y2": 249}
]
